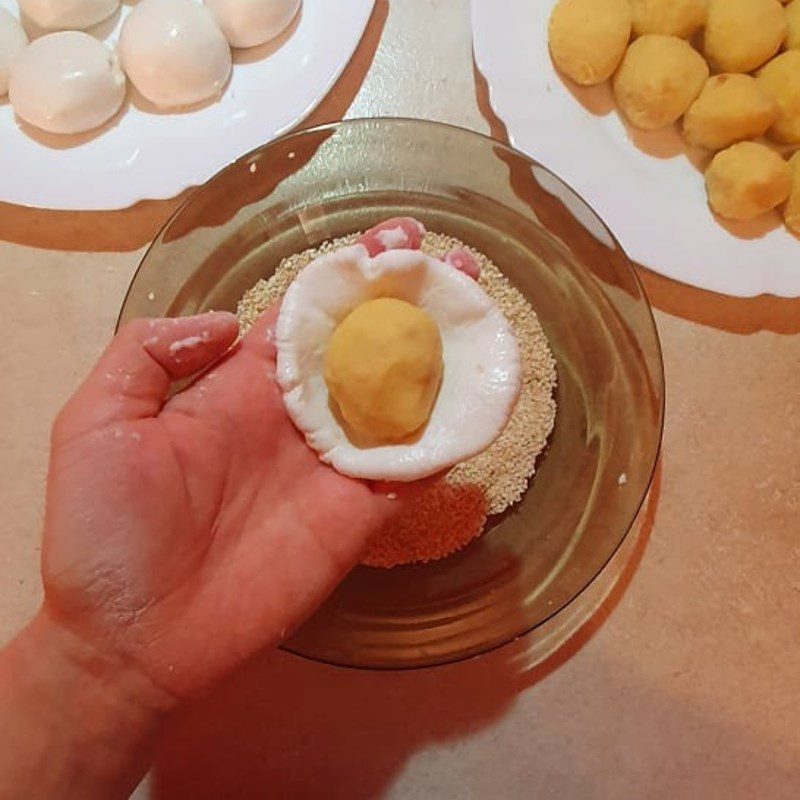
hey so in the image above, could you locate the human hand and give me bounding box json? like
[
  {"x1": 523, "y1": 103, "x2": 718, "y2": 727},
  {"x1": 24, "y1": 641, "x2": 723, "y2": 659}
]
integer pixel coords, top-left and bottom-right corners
[{"x1": 41, "y1": 308, "x2": 392, "y2": 701}]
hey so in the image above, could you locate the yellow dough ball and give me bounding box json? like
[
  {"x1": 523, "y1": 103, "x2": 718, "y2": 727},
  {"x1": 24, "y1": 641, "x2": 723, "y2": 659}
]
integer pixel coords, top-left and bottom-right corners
[
  {"x1": 613, "y1": 35, "x2": 709, "y2": 130},
  {"x1": 324, "y1": 298, "x2": 443, "y2": 444},
  {"x1": 548, "y1": 0, "x2": 632, "y2": 86},
  {"x1": 784, "y1": 151, "x2": 800, "y2": 234},
  {"x1": 787, "y1": 0, "x2": 800, "y2": 49},
  {"x1": 705, "y1": 141, "x2": 791, "y2": 219},
  {"x1": 758, "y1": 51, "x2": 800, "y2": 143},
  {"x1": 704, "y1": 0, "x2": 786, "y2": 73},
  {"x1": 684, "y1": 74, "x2": 777, "y2": 150},
  {"x1": 631, "y1": 0, "x2": 708, "y2": 38}
]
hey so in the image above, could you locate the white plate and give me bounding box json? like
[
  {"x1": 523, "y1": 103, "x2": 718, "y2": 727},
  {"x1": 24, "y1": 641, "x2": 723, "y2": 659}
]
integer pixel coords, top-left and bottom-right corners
[
  {"x1": 0, "y1": 0, "x2": 375, "y2": 210},
  {"x1": 472, "y1": 0, "x2": 800, "y2": 298}
]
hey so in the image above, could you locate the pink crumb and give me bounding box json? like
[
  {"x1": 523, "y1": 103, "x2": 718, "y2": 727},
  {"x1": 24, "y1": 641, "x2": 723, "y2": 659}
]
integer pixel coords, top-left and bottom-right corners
[
  {"x1": 444, "y1": 249, "x2": 481, "y2": 281},
  {"x1": 357, "y1": 217, "x2": 427, "y2": 256}
]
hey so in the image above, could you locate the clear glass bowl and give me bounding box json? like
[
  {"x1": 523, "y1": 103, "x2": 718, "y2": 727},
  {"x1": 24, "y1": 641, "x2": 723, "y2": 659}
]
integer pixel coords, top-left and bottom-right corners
[{"x1": 118, "y1": 119, "x2": 664, "y2": 669}]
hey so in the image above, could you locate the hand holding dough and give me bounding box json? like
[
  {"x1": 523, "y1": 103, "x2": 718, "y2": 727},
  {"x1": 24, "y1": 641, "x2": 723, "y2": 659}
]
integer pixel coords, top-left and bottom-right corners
[
  {"x1": 9, "y1": 31, "x2": 125, "y2": 134},
  {"x1": 204, "y1": 0, "x2": 301, "y2": 49},
  {"x1": 18, "y1": 0, "x2": 120, "y2": 31}
]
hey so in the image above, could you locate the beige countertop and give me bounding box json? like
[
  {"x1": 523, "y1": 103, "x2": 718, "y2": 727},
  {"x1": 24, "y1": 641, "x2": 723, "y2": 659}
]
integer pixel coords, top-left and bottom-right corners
[{"x1": 2, "y1": 1, "x2": 800, "y2": 797}]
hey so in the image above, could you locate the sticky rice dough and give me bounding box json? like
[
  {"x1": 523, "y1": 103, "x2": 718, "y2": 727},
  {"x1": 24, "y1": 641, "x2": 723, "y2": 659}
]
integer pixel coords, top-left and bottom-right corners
[
  {"x1": 18, "y1": 0, "x2": 120, "y2": 31},
  {"x1": 119, "y1": 0, "x2": 232, "y2": 108},
  {"x1": 204, "y1": 0, "x2": 301, "y2": 49},
  {"x1": 9, "y1": 31, "x2": 125, "y2": 134}
]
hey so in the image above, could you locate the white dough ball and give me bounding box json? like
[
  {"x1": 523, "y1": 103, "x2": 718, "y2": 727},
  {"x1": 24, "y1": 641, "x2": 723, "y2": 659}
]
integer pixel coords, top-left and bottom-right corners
[
  {"x1": 0, "y1": 9, "x2": 28, "y2": 97},
  {"x1": 204, "y1": 0, "x2": 301, "y2": 48},
  {"x1": 9, "y1": 31, "x2": 126, "y2": 135},
  {"x1": 18, "y1": 0, "x2": 120, "y2": 31},
  {"x1": 119, "y1": 0, "x2": 232, "y2": 108}
]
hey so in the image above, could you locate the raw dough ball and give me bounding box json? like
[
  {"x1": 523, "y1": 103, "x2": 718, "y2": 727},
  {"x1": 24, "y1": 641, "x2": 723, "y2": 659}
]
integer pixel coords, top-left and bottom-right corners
[
  {"x1": 120, "y1": 0, "x2": 232, "y2": 108},
  {"x1": 548, "y1": 0, "x2": 631, "y2": 86},
  {"x1": 705, "y1": 141, "x2": 791, "y2": 219},
  {"x1": 631, "y1": 0, "x2": 707, "y2": 38},
  {"x1": 204, "y1": 0, "x2": 301, "y2": 49},
  {"x1": 684, "y1": 74, "x2": 777, "y2": 150},
  {"x1": 324, "y1": 298, "x2": 443, "y2": 444},
  {"x1": 704, "y1": 0, "x2": 786, "y2": 73},
  {"x1": 787, "y1": 0, "x2": 800, "y2": 50},
  {"x1": 9, "y1": 31, "x2": 125, "y2": 134},
  {"x1": 18, "y1": 0, "x2": 120, "y2": 31},
  {"x1": 784, "y1": 150, "x2": 800, "y2": 235},
  {"x1": 757, "y1": 50, "x2": 800, "y2": 143},
  {"x1": 0, "y1": 9, "x2": 28, "y2": 97},
  {"x1": 613, "y1": 35, "x2": 709, "y2": 130}
]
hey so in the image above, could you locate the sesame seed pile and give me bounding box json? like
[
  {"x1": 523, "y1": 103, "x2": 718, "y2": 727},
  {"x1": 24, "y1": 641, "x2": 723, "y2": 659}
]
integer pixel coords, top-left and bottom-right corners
[{"x1": 237, "y1": 232, "x2": 557, "y2": 568}]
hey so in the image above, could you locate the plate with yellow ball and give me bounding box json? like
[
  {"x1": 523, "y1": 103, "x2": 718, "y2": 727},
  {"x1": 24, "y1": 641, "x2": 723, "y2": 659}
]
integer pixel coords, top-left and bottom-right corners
[{"x1": 472, "y1": 0, "x2": 800, "y2": 298}]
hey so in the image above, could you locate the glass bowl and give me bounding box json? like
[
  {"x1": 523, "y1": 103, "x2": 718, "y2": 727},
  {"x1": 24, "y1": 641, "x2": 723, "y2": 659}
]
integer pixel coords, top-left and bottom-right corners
[{"x1": 118, "y1": 119, "x2": 664, "y2": 669}]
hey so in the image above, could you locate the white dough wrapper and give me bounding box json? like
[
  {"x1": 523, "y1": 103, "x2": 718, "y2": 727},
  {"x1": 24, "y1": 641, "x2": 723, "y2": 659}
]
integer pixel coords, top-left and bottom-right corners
[
  {"x1": 18, "y1": 0, "x2": 120, "y2": 31},
  {"x1": 205, "y1": 0, "x2": 301, "y2": 49},
  {"x1": 120, "y1": 0, "x2": 232, "y2": 109},
  {"x1": 276, "y1": 245, "x2": 522, "y2": 482},
  {"x1": 0, "y1": 9, "x2": 27, "y2": 97},
  {"x1": 9, "y1": 31, "x2": 126, "y2": 135}
]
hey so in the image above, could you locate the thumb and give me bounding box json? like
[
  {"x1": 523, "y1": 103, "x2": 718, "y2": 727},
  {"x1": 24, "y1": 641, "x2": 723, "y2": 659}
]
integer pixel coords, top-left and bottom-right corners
[
  {"x1": 239, "y1": 303, "x2": 280, "y2": 362},
  {"x1": 53, "y1": 312, "x2": 239, "y2": 444}
]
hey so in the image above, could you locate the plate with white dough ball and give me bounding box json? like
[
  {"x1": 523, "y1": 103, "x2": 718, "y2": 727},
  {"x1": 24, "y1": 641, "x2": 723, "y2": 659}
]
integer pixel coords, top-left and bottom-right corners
[
  {"x1": 0, "y1": 0, "x2": 375, "y2": 210},
  {"x1": 472, "y1": 0, "x2": 800, "y2": 298}
]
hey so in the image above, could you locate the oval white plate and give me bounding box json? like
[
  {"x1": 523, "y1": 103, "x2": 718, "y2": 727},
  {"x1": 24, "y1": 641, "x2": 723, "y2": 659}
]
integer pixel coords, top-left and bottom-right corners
[
  {"x1": 472, "y1": 0, "x2": 800, "y2": 298},
  {"x1": 0, "y1": 0, "x2": 375, "y2": 210}
]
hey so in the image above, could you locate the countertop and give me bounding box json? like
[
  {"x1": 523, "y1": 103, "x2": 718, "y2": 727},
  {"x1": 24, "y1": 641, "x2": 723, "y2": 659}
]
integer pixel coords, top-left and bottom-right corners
[{"x1": 2, "y1": 1, "x2": 800, "y2": 797}]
